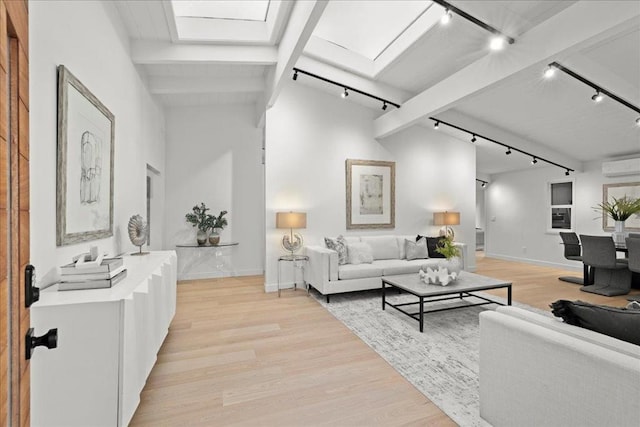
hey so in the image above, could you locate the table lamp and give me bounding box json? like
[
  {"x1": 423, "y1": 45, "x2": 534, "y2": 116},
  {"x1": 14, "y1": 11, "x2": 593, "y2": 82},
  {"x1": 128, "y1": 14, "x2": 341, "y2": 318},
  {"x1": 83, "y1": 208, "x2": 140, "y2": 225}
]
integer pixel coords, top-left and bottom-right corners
[
  {"x1": 276, "y1": 211, "x2": 307, "y2": 254},
  {"x1": 433, "y1": 211, "x2": 460, "y2": 239}
]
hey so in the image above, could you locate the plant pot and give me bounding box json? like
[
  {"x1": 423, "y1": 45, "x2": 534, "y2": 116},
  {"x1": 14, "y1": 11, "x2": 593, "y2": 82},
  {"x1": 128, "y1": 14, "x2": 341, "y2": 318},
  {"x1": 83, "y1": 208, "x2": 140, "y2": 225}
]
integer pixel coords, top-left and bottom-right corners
[
  {"x1": 612, "y1": 220, "x2": 626, "y2": 245},
  {"x1": 208, "y1": 232, "x2": 220, "y2": 246},
  {"x1": 196, "y1": 229, "x2": 207, "y2": 246}
]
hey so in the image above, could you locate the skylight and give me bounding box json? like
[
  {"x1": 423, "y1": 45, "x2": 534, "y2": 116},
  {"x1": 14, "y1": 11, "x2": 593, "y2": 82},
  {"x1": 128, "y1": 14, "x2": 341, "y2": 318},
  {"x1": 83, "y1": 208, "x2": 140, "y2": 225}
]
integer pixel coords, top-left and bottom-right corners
[
  {"x1": 314, "y1": 1, "x2": 433, "y2": 61},
  {"x1": 171, "y1": 0, "x2": 270, "y2": 22}
]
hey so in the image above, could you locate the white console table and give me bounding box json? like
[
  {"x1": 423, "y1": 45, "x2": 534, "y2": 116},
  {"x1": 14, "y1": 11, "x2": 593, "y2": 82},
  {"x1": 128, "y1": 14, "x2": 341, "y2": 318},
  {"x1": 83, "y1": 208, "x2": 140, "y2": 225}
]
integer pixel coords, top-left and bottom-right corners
[{"x1": 30, "y1": 251, "x2": 177, "y2": 427}]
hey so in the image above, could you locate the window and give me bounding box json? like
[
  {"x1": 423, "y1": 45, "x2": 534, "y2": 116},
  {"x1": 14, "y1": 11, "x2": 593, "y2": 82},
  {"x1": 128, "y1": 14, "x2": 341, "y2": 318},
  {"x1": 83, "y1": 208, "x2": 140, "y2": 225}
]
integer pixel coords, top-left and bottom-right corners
[{"x1": 548, "y1": 180, "x2": 574, "y2": 231}]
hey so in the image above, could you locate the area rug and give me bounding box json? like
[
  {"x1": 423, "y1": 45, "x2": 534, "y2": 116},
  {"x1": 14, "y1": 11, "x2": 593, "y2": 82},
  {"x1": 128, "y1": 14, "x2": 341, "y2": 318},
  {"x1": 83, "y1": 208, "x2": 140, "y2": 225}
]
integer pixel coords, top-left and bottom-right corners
[{"x1": 312, "y1": 289, "x2": 551, "y2": 427}]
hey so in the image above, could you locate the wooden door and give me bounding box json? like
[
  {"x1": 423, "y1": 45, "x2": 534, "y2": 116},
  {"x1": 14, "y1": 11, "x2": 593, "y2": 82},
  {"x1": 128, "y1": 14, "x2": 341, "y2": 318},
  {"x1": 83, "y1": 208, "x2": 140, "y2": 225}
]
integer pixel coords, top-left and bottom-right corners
[{"x1": 1, "y1": 1, "x2": 29, "y2": 425}]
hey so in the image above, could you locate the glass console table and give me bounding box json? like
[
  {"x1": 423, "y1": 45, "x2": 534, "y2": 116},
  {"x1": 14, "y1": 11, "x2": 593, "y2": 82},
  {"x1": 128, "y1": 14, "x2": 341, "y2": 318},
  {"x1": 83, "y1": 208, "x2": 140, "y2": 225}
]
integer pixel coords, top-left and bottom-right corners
[{"x1": 175, "y1": 242, "x2": 239, "y2": 279}]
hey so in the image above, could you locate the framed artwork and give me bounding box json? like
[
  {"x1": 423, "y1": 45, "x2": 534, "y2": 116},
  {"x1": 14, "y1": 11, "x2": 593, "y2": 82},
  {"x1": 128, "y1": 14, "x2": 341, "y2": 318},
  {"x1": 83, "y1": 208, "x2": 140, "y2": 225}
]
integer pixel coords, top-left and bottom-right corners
[
  {"x1": 56, "y1": 65, "x2": 115, "y2": 246},
  {"x1": 346, "y1": 159, "x2": 395, "y2": 229},
  {"x1": 602, "y1": 182, "x2": 640, "y2": 231}
]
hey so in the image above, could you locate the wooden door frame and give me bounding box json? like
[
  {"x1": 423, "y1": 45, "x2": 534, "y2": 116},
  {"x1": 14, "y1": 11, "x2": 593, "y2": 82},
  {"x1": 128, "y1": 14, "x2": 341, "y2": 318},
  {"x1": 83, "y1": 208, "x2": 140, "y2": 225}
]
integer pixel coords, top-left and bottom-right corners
[{"x1": 1, "y1": 1, "x2": 29, "y2": 426}]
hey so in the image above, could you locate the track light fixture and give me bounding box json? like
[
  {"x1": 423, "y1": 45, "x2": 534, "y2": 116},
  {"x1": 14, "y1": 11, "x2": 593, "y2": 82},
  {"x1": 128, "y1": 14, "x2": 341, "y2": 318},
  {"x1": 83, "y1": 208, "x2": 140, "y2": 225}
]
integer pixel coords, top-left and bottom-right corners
[
  {"x1": 430, "y1": 117, "x2": 575, "y2": 175},
  {"x1": 440, "y1": 9, "x2": 452, "y2": 25},
  {"x1": 543, "y1": 66, "x2": 555, "y2": 79},
  {"x1": 591, "y1": 91, "x2": 603, "y2": 103},
  {"x1": 547, "y1": 62, "x2": 640, "y2": 125},
  {"x1": 292, "y1": 68, "x2": 401, "y2": 111},
  {"x1": 476, "y1": 179, "x2": 488, "y2": 188},
  {"x1": 434, "y1": 121, "x2": 440, "y2": 129},
  {"x1": 471, "y1": 134, "x2": 477, "y2": 143},
  {"x1": 565, "y1": 169, "x2": 570, "y2": 176},
  {"x1": 432, "y1": 0, "x2": 515, "y2": 48}
]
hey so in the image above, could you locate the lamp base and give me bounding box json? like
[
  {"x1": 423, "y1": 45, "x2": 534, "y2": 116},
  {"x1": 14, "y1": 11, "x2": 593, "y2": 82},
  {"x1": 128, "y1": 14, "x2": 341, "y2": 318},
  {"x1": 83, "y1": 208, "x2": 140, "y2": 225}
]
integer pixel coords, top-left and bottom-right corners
[
  {"x1": 282, "y1": 232, "x2": 303, "y2": 253},
  {"x1": 439, "y1": 226, "x2": 455, "y2": 240}
]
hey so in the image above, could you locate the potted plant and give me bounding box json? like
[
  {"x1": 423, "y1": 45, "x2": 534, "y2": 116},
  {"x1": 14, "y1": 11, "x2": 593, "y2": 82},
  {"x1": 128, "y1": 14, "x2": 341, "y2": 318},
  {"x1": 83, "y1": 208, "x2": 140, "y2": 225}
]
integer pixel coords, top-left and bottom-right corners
[
  {"x1": 206, "y1": 210, "x2": 228, "y2": 245},
  {"x1": 435, "y1": 236, "x2": 463, "y2": 274},
  {"x1": 185, "y1": 202, "x2": 210, "y2": 245},
  {"x1": 594, "y1": 196, "x2": 640, "y2": 244}
]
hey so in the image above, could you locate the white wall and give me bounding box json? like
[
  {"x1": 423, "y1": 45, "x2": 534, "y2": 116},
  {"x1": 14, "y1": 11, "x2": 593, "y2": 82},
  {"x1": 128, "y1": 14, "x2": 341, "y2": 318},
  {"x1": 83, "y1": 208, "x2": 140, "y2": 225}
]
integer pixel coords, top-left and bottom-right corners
[
  {"x1": 30, "y1": 0, "x2": 166, "y2": 286},
  {"x1": 164, "y1": 105, "x2": 264, "y2": 279},
  {"x1": 265, "y1": 83, "x2": 476, "y2": 291},
  {"x1": 485, "y1": 157, "x2": 640, "y2": 269}
]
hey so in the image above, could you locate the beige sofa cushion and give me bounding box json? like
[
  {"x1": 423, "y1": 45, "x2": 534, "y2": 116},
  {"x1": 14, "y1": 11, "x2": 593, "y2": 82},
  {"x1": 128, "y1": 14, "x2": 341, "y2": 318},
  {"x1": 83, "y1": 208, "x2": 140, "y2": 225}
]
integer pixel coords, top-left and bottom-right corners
[
  {"x1": 338, "y1": 263, "x2": 384, "y2": 280},
  {"x1": 360, "y1": 235, "x2": 400, "y2": 260}
]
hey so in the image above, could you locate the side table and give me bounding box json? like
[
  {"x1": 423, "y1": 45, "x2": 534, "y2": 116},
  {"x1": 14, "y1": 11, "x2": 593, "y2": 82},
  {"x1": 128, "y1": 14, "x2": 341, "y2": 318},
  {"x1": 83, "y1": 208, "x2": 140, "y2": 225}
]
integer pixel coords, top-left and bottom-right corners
[{"x1": 278, "y1": 254, "x2": 309, "y2": 297}]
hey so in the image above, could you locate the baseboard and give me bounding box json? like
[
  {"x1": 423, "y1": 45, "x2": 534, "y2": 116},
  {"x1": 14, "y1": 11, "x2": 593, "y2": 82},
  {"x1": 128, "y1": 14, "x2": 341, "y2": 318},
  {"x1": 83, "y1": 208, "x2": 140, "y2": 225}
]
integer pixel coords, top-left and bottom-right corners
[
  {"x1": 484, "y1": 252, "x2": 582, "y2": 272},
  {"x1": 179, "y1": 268, "x2": 263, "y2": 281}
]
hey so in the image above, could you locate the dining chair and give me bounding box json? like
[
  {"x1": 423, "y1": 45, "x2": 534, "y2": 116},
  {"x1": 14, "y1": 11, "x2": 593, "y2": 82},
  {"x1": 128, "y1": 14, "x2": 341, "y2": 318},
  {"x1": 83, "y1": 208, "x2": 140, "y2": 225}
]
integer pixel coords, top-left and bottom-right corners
[
  {"x1": 626, "y1": 237, "x2": 640, "y2": 302},
  {"x1": 579, "y1": 235, "x2": 631, "y2": 296},
  {"x1": 628, "y1": 233, "x2": 640, "y2": 239},
  {"x1": 558, "y1": 232, "x2": 588, "y2": 285}
]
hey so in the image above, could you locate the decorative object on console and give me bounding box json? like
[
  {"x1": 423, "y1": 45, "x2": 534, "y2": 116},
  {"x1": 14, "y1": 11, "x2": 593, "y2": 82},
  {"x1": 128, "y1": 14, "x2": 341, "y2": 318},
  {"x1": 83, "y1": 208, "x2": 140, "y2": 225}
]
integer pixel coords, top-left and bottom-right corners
[
  {"x1": 346, "y1": 159, "x2": 395, "y2": 229},
  {"x1": 597, "y1": 184, "x2": 640, "y2": 240},
  {"x1": 185, "y1": 202, "x2": 211, "y2": 245},
  {"x1": 433, "y1": 211, "x2": 460, "y2": 239},
  {"x1": 207, "y1": 210, "x2": 228, "y2": 245},
  {"x1": 128, "y1": 214, "x2": 149, "y2": 255},
  {"x1": 276, "y1": 211, "x2": 307, "y2": 255},
  {"x1": 56, "y1": 65, "x2": 115, "y2": 246}
]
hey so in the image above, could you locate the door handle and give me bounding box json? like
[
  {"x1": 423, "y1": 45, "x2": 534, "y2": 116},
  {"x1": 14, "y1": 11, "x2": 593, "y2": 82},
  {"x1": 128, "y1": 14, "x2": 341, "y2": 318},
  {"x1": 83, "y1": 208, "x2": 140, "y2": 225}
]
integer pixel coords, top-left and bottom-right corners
[
  {"x1": 25, "y1": 328, "x2": 58, "y2": 360},
  {"x1": 25, "y1": 264, "x2": 40, "y2": 307}
]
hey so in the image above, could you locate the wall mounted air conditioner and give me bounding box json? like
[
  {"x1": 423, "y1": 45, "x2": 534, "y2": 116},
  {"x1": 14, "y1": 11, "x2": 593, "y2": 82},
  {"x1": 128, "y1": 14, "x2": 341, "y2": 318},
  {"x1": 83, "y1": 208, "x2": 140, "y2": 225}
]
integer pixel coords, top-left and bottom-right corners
[{"x1": 602, "y1": 158, "x2": 640, "y2": 177}]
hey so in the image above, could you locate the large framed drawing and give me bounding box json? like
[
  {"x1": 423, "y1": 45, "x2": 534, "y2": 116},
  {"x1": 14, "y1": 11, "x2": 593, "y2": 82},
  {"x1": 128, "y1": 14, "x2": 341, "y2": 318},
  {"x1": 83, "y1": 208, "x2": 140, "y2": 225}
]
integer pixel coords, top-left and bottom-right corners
[
  {"x1": 602, "y1": 182, "x2": 640, "y2": 231},
  {"x1": 346, "y1": 159, "x2": 395, "y2": 229},
  {"x1": 56, "y1": 65, "x2": 115, "y2": 246}
]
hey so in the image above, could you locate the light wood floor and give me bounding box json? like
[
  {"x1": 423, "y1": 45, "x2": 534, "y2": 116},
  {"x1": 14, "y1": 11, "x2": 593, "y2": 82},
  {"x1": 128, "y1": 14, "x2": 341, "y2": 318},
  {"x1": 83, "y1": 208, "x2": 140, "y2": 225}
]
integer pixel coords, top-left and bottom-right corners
[{"x1": 131, "y1": 254, "x2": 640, "y2": 426}]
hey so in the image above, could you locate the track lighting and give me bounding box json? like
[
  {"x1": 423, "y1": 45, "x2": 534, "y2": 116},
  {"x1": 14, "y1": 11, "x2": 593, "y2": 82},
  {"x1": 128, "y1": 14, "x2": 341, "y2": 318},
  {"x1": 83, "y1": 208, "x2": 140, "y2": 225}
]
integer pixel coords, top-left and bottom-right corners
[
  {"x1": 546, "y1": 62, "x2": 640, "y2": 125},
  {"x1": 591, "y1": 91, "x2": 603, "y2": 103},
  {"x1": 489, "y1": 36, "x2": 506, "y2": 51},
  {"x1": 434, "y1": 121, "x2": 440, "y2": 130},
  {"x1": 476, "y1": 179, "x2": 488, "y2": 188},
  {"x1": 481, "y1": 182, "x2": 486, "y2": 188},
  {"x1": 291, "y1": 68, "x2": 400, "y2": 110},
  {"x1": 543, "y1": 66, "x2": 555, "y2": 79},
  {"x1": 430, "y1": 117, "x2": 574, "y2": 175},
  {"x1": 565, "y1": 169, "x2": 570, "y2": 176},
  {"x1": 441, "y1": 9, "x2": 452, "y2": 25}
]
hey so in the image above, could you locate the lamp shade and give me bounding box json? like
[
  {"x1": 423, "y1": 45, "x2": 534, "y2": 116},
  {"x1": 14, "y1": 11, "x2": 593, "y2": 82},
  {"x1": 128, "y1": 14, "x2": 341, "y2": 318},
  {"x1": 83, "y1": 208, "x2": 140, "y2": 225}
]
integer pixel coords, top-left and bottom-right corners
[
  {"x1": 433, "y1": 211, "x2": 460, "y2": 226},
  {"x1": 276, "y1": 212, "x2": 307, "y2": 229}
]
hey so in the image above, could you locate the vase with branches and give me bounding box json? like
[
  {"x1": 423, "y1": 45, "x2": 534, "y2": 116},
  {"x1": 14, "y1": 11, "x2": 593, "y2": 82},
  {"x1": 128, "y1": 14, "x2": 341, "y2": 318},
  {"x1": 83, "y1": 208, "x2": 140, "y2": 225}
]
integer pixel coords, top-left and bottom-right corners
[
  {"x1": 206, "y1": 210, "x2": 228, "y2": 245},
  {"x1": 435, "y1": 236, "x2": 463, "y2": 274},
  {"x1": 185, "y1": 202, "x2": 211, "y2": 245},
  {"x1": 594, "y1": 195, "x2": 640, "y2": 244}
]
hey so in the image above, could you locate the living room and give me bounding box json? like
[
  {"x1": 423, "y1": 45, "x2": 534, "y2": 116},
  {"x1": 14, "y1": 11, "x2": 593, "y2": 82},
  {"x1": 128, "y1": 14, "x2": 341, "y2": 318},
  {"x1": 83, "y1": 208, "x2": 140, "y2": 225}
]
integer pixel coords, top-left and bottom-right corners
[{"x1": 4, "y1": 0, "x2": 640, "y2": 426}]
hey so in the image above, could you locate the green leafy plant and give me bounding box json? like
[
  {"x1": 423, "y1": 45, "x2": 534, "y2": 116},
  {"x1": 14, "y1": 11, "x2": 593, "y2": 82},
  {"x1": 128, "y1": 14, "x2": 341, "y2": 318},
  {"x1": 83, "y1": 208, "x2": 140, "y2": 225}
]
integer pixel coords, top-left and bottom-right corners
[
  {"x1": 206, "y1": 210, "x2": 228, "y2": 231},
  {"x1": 435, "y1": 236, "x2": 461, "y2": 259},
  {"x1": 594, "y1": 196, "x2": 640, "y2": 221},
  {"x1": 185, "y1": 202, "x2": 210, "y2": 232}
]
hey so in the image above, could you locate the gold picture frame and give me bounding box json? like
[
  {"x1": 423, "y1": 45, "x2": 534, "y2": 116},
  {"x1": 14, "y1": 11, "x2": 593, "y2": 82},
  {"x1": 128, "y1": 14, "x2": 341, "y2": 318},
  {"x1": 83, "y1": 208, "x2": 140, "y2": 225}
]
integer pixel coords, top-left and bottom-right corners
[
  {"x1": 346, "y1": 159, "x2": 395, "y2": 229},
  {"x1": 602, "y1": 182, "x2": 640, "y2": 231}
]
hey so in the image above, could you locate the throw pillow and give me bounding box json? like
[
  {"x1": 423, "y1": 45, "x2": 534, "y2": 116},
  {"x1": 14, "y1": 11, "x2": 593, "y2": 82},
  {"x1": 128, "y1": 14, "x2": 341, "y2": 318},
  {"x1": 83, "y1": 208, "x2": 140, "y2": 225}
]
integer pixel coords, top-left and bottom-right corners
[
  {"x1": 417, "y1": 234, "x2": 446, "y2": 258},
  {"x1": 550, "y1": 299, "x2": 640, "y2": 346},
  {"x1": 405, "y1": 238, "x2": 429, "y2": 261},
  {"x1": 325, "y1": 235, "x2": 348, "y2": 265},
  {"x1": 347, "y1": 242, "x2": 374, "y2": 265}
]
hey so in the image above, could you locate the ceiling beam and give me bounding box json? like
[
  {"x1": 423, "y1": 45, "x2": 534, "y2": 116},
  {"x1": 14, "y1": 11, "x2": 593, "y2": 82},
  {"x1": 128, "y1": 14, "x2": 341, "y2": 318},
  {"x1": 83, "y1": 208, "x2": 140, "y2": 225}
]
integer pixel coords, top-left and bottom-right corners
[
  {"x1": 147, "y1": 76, "x2": 264, "y2": 95},
  {"x1": 373, "y1": 1, "x2": 640, "y2": 139},
  {"x1": 264, "y1": 0, "x2": 328, "y2": 109},
  {"x1": 131, "y1": 40, "x2": 278, "y2": 65}
]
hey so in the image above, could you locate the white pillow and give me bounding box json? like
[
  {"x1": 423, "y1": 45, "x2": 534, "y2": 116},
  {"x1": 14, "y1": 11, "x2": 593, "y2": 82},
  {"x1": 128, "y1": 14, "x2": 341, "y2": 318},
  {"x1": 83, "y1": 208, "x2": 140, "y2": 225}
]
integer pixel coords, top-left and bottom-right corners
[
  {"x1": 405, "y1": 238, "x2": 429, "y2": 261},
  {"x1": 347, "y1": 242, "x2": 374, "y2": 265}
]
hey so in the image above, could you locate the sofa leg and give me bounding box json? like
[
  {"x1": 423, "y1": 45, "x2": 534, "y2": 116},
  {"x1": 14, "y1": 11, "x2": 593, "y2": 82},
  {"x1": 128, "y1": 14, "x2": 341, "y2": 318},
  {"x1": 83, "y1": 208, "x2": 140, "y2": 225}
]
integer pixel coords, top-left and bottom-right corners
[{"x1": 326, "y1": 294, "x2": 330, "y2": 303}]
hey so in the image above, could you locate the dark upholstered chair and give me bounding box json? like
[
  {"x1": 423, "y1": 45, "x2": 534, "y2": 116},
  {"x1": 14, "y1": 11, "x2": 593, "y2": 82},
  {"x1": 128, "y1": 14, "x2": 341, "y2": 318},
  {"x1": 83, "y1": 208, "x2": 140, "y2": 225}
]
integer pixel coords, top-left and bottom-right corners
[
  {"x1": 579, "y1": 235, "x2": 631, "y2": 296},
  {"x1": 558, "y1": 232, "x2": 588, "y2": 285},
  {"x1": 626, "y1": 237, "x2": 640, "y2": 302}
]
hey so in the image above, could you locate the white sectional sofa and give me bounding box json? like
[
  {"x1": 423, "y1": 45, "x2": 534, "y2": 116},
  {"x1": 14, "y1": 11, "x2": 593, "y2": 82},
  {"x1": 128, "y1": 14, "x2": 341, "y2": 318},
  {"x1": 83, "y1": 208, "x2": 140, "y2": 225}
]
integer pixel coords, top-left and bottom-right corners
[
  {"x1": 304, "y1": 235, "x2": 467, "y2": 302},
  {"x1": 479, "y1": 306, "x2": 640, "y2": 427}
]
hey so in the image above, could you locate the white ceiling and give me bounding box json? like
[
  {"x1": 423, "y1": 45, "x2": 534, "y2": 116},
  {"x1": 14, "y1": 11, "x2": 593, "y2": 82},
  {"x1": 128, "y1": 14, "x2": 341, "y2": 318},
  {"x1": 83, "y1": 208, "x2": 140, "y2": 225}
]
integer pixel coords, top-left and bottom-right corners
[{"x1": 113, "y1": 0, "x2": 640, "y2": 177}]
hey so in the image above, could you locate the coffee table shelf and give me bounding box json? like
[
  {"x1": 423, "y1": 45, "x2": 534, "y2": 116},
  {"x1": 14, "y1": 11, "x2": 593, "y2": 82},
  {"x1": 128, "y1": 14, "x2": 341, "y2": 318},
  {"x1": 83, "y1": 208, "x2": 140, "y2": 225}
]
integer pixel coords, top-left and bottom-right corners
[{"x1": 382, "y1": 271, "x2": 512, "y2": 332}]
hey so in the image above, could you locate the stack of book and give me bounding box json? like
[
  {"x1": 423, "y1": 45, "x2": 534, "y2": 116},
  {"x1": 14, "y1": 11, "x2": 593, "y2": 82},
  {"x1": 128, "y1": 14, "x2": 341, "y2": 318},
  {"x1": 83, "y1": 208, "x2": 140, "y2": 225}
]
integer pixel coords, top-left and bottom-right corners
[{"x1": 59, "y1": 258, "x2": 127, "y2": 291}]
